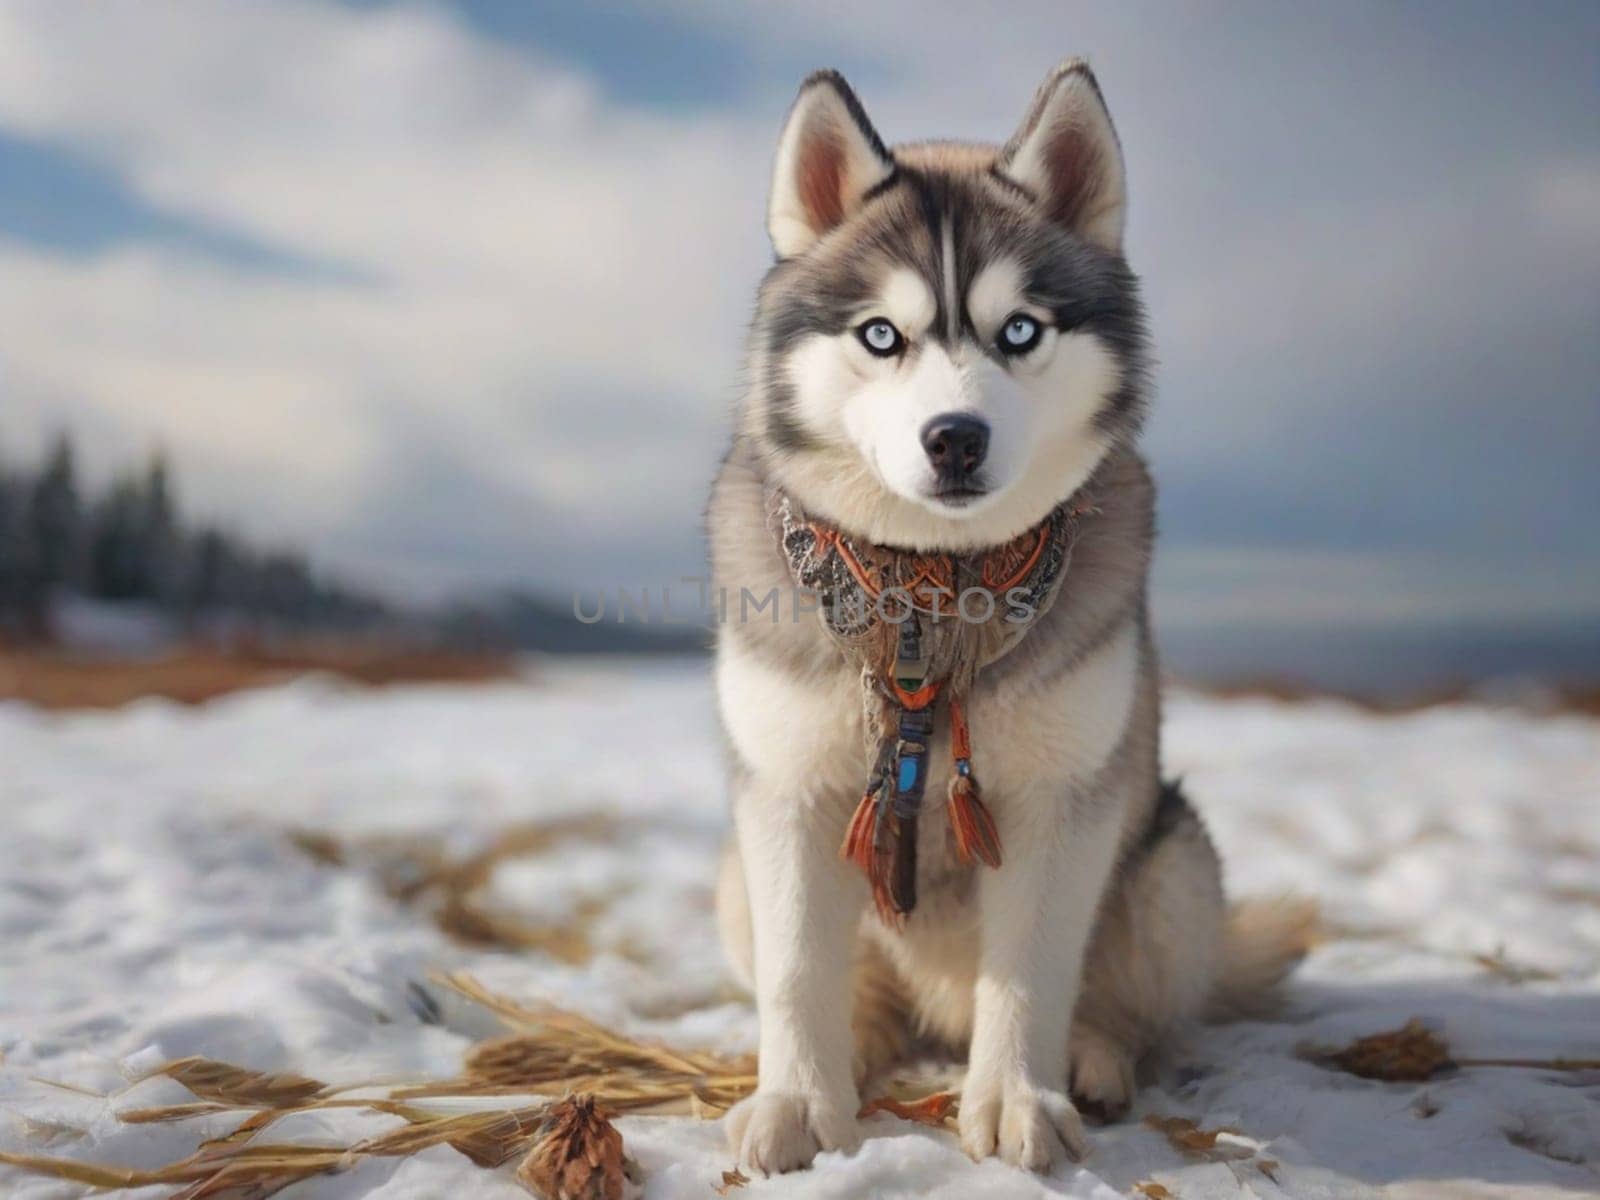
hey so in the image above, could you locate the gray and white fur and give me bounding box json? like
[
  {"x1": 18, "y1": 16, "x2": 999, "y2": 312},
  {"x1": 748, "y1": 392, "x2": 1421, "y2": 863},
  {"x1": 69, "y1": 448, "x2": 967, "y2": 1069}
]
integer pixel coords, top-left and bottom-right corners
[{"x1": 709, "y1": 60, "x2": 1315, "y2": 1175}]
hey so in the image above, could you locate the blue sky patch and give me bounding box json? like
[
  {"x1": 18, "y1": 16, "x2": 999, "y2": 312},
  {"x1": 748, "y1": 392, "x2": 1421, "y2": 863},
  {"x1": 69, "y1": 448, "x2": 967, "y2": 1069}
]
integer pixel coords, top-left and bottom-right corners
[
  {"x1": 337, "y1": 0, "x2": 887, "y2": 108},
  {"x1": 0, "y1": 130, "x2": 374, "y2": 283}
]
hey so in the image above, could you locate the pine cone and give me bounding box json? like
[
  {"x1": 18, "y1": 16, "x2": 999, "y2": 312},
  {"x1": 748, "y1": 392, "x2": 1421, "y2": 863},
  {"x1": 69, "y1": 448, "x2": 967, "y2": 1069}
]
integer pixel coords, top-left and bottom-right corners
[{"x1": 516, "y1": 1095, "x2": 631, "y2": 1200}]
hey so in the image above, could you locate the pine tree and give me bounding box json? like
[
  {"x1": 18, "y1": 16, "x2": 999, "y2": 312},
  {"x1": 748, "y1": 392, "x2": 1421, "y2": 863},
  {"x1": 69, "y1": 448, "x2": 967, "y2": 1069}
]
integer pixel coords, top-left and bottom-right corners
[
  {"x1": 138, "y1": 452, "x2": 180, "y2": 605},
  {"x1": 0, "y1": 463, "x2": 22, "y2": 620},
  {"x1": 88, "y1": 475, "x2": 148, "y2": 601},
  {"x1": 28, "y1": 433, "x2": 84, "y2": 591},
  {"x1": 0, "y1": 466, "x2": 14, "y2": 577},
  {"x1": 2, "y1": 426, "x2": 392, "y2": 639},
  {"x1": 187, "y1": 528, "x2": 231, "y2": 613}
]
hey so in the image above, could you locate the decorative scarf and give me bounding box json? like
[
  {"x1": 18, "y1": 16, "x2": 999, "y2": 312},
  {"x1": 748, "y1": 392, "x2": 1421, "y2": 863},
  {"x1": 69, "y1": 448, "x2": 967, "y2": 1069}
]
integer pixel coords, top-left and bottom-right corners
[{"x1": 770, "y1": 490, "x2": 1087, "y2": 922}]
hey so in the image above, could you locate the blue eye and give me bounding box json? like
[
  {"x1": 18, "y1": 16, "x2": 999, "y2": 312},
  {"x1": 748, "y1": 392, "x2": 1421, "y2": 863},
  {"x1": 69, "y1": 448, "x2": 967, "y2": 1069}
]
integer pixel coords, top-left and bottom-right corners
[
  {"x1": 998, "y1": 313, "x2": 1042, "y2": 355},
  {"x1": 857, "y1": 319, "x2": 904, "y2": 356}
]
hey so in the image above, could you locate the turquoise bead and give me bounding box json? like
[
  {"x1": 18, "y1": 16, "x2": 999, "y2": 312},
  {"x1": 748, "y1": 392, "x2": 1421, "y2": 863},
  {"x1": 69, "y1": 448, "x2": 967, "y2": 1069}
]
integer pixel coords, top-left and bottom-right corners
[{"x1": 897, "y1": 757, "x2": 919, "y2": 792}]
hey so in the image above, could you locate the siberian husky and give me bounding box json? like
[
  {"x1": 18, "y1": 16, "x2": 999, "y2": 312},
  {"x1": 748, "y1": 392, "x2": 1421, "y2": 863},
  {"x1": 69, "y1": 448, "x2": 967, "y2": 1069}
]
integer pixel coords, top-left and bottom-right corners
[{"x1": 708, "y1": 60, "x2": 1314, "y2": 1175}]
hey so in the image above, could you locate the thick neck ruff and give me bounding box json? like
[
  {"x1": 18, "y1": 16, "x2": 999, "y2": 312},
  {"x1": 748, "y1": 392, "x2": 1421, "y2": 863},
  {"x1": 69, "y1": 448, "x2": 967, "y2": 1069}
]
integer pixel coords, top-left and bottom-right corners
[{"x1": 769, "y1": 489, "x2": 1089, "y2": 921}]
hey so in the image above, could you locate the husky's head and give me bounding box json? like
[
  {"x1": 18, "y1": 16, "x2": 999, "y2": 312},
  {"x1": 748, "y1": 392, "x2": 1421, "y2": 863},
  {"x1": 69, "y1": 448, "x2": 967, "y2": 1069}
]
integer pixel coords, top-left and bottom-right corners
[{"x1": 743, "y1": 60, "x2": 1148, "y2": 551}]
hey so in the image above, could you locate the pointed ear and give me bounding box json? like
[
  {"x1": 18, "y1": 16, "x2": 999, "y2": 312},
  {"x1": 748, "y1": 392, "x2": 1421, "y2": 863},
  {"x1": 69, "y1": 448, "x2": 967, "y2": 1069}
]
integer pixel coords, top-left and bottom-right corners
[
  {"x1": 998, "y1": 59, "x2": 1127, "y2": 253},
  {"x1": 768, "y1": 70, "x2": 895, "y2": 258}
]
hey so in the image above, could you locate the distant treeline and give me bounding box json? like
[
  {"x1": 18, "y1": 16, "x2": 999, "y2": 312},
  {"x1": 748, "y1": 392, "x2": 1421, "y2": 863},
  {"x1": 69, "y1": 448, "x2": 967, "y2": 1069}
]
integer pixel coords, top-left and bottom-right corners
[{"x1": 0, "y1": 434, "x2": 388, "y2": 641}]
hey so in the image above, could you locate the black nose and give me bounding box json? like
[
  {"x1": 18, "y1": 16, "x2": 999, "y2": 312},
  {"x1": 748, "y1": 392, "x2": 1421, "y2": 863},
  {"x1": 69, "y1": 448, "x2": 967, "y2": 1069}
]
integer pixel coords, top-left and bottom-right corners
[{"x1": 920, "y1": 414, "x2": 990, "y2": 476}]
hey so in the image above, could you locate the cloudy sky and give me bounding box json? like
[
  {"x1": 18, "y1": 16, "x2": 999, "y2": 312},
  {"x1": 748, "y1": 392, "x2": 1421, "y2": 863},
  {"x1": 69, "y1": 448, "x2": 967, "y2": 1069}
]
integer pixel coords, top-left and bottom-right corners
[{"x1": 0, "y1": 0, "x2": 1596, "y2": 632}]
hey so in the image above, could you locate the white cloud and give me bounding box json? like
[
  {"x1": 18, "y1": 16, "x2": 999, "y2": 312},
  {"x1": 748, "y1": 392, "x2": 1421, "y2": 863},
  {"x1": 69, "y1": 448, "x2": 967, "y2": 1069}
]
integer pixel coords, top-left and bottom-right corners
[
  {"x1": 0, "y1": 0, "x2": 768, "y2": 590},
  {"x1": 0, "y1": 0, "x2": 1593, "y2": 622}
]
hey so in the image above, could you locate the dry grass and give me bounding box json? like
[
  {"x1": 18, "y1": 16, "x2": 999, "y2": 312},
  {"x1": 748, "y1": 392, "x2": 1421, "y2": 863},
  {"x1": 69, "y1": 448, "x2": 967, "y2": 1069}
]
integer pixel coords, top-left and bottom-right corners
[
  {"x1": 150, "y1": 1058, "x2": 329, "y2": 1108},
  {"x1": 0, "y1": 973, "x2": 755, "y2": 1196},
  {"x1": 1173, "y1": 675, "x2": 1600, "y2": 717},
  {"x1": 288, "y1": 816, "x2": 620, "y2": 961},
  {"x1": 20, "y1": 981, "x2": 1598, "y2": 1195},
  {"x1": 0, "y1": 1101, "x2": 551, "y2": 1199},
  {"x1": 418, "y1": 973, "x2": 758, "y2": 1116},
  {"x1": 0, "y1": 641, "x2": 513, "y2": 709}
]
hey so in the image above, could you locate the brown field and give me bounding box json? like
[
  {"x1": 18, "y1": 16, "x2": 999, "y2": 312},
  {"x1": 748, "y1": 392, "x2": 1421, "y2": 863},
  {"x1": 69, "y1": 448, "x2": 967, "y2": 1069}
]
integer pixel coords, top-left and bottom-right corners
[
  {"x1": 0, "y1": 641, "x2": 516, "y2": 709},
  {"x1": 1181, "y1": 675, "x2": 1600, "y2": 717},
  {"x1": 2, "y1": 643, "x2": 1594, "y2": 716}
]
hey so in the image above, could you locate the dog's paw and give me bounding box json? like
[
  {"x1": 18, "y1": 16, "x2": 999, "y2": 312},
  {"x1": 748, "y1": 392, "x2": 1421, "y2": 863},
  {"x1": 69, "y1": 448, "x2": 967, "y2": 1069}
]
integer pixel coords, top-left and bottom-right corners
[
  {"x1": 1068, "y1": 1026, "x2": 1136, "y2": 1124},
  {"x1": 959, "y1": 1073, "x2": 1088, "y2": 1171},
  {"x1": 725, "y1": 1087, "x2": 861, "y2": 1175}
]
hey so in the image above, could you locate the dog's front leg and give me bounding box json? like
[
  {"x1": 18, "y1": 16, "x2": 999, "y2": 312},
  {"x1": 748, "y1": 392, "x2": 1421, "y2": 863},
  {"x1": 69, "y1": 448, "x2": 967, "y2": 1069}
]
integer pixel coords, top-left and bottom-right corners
[
  {"x1": 959, "y1": 785, "x2": 1120, "y2": 1170},
  {"x1": 725, "y1": 777, "x2": 863, "y2": 1174}
]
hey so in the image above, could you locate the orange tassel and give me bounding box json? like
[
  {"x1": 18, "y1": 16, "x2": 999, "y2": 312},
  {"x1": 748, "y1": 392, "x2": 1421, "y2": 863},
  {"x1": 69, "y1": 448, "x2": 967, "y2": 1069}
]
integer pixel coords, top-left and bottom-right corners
[
  {"x1": 947, "y1": 698, "x2": 1002, "y2": 869},
  {"x1": 841, "y1": 789, "x2": 902, "y2": 924},
  {"x1": 842, "y1": 790, "x2": 877, "y2": 872},
  {"x1": 948, "y1": 772, "x2": 1002, "y2": 868}
]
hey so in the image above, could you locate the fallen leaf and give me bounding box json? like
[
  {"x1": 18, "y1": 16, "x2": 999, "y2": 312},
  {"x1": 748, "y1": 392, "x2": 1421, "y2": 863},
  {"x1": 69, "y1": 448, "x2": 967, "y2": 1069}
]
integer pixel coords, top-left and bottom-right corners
[
  {"x1": 713, "y1": 1167, "x2": 749, "y2": 1194},
  {"x1": 1142, "y1": 1114, "x2": 1254, "y2": 1163},
  {"x1": 1133, "y1": 1183, "x2": 1173, "y2": 1199},
  {"x1": 858, "y1": 1090, "x2": 959, "y2": 1126},
  {"x1": 1143, "y1": 1114, "x2": 1227, "y2": 1152},
  {"x1": 1308, "y1": 1018, "x2": 1453, "y2": 1082}
]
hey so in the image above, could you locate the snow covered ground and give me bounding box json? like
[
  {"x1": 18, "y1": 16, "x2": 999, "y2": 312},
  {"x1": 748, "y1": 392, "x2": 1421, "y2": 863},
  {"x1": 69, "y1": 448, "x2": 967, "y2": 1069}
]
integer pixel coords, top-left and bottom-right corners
[{"x1": 2, "y1": 660, "x2": 1597, "y2": 1198}]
